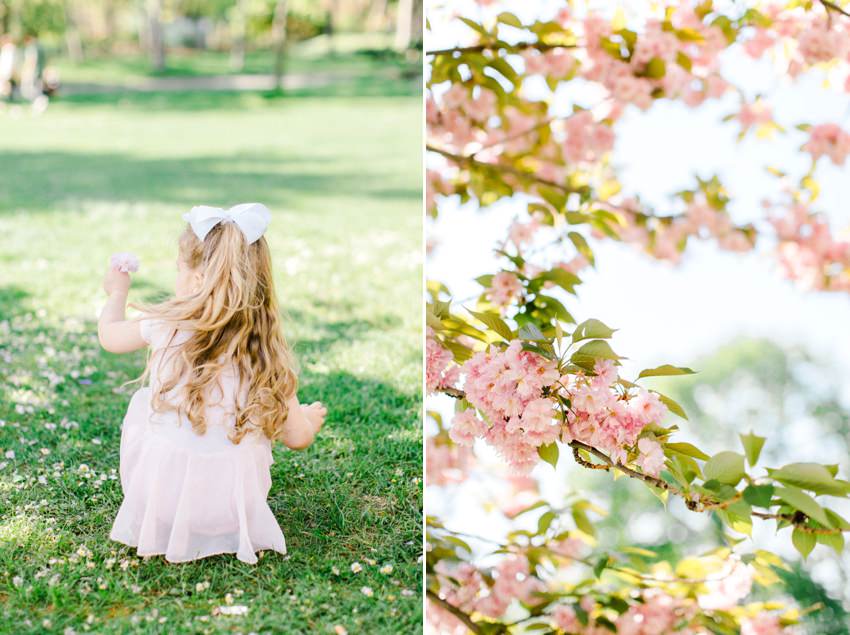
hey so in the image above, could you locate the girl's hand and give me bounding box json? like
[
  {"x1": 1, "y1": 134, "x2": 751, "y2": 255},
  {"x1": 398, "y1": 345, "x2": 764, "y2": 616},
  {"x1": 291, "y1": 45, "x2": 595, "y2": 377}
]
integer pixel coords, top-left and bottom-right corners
[
  {"x1": 103, "y1": 266, "x2": 131, "y2": 297},
  {"x1": 301, "y1": 401, "x2": 327, "y2": 435}
]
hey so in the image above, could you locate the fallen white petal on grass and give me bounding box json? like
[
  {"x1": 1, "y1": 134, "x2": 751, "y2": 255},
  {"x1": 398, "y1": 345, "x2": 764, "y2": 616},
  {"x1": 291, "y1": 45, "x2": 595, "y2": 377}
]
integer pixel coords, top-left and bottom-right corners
[{"x1": 213, "y1": 605, "x2": 249, "y2": 616}]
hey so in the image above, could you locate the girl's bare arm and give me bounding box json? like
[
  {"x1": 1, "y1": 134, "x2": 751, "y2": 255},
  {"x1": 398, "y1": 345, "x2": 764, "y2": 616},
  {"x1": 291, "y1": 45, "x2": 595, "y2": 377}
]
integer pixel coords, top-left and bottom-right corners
[
  {"x1": 277, "y1": 395, "x2": 326, "y2": 450},
  {"x1": 98, "y1": 267, "x2": 146, "y2": 353}
]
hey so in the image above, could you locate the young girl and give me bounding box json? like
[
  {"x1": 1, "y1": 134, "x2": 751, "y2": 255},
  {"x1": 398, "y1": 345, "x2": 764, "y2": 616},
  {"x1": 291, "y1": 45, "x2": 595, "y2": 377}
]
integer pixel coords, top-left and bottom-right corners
[{"x1": 98, "y1": 203, "x2": 326, "y2": 564}]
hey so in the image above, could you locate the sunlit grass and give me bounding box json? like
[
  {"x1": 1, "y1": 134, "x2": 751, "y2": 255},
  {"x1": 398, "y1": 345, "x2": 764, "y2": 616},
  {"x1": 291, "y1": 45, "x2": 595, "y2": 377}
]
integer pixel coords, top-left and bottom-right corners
[{"x1": 0, "y1": 64, "x2": 422, "y2": 633}]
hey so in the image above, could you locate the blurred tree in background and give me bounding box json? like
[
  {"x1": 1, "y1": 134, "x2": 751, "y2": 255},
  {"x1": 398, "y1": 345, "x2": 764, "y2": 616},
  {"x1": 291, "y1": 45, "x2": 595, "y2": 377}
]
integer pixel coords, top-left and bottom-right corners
[
  {"x1": 0, "y1": 0, "x2": 422, "y2": 79},
  {"x1": 585, "y1": 339, "x2": 850, "y2": 634}
]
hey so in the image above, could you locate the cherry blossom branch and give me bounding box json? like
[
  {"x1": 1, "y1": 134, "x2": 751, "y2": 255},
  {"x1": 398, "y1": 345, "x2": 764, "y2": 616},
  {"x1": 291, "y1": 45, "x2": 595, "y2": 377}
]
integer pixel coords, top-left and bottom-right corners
[
  {"x1": 471, "y1": 107, "x2": 607, "y2": 159},
  {"x1": 427, "y1": 143, "x2": 705, "y2": 229},
  {"x1": 426, "y1": 42, "x2": 578, "y2": 57},
  {"x1": 427, "y1": 144, "x2": 572, "y2": 193},
  {"x1": 819, "y1": 0, "x2": 850, "y2": 19},
  {"x1": 435, "y1": 386, "x2": 846, "y2": 534},
  {"x1": 426, "y1": 589, "x2": 488, "y2": 634}
]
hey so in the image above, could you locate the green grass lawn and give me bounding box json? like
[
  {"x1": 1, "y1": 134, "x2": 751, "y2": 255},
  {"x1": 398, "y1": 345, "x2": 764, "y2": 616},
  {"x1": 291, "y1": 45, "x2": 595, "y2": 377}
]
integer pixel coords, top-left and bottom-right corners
[{"x1": 0, "y1": 70, "x2": 422, "y2": 633}]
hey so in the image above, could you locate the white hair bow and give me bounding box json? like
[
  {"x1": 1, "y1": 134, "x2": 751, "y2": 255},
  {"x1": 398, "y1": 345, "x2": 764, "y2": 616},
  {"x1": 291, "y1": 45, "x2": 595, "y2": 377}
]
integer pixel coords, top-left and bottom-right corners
[{"x1": 182, "y1": 203, "x2": 271, "y2": 244}]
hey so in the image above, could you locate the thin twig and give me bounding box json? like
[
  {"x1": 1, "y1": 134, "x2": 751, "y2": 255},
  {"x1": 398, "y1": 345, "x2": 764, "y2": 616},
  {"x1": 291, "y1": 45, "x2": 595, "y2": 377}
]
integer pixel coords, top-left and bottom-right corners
[
  {"x1": 426, "y1": 589, "x2": 486, "y2": 634},
  {"x1": 427, "y1": 42, "x2": 578, "y2": 56},
  {"x1": 427, "y1": 144, "x2": 571, "y2": 193},
  {"x1": 820, "y1": 0, "x2": 850, "y2": 18}
]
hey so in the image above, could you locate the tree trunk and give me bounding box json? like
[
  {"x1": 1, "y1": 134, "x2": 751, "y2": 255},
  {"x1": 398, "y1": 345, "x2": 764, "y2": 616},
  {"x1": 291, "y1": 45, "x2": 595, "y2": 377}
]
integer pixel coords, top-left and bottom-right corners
[
  {"x1": 366, "y1": 0, "x2": 389, "y2": 32},
  {"x1": 146, "y1": 0, "x2": 166, "y2": 72},
  {"x1": 326, "y1": 0, "x2": 339, "y2": 54},
  {"x1": 64, "y1": 0, "x2": 84, "y2": 62},
  {"x1": 104, "y1": 1, "x2": 117, "y2": 52},
  {"x1": 393, "y1": 0, "x2": 415, "y2": 50},
  {"x1": 230, "y1": 0, "x2": 247, "y2": 71},
  {"x1": 271, "y1": 0, "x2": 288, "y2": 92}
]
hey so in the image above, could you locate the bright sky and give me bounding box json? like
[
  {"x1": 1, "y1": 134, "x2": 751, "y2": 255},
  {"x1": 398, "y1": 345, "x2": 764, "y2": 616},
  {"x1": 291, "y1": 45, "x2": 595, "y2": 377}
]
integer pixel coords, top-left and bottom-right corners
[{"x1": 426, "y1": 0, "x2": 850, "y2": 599}]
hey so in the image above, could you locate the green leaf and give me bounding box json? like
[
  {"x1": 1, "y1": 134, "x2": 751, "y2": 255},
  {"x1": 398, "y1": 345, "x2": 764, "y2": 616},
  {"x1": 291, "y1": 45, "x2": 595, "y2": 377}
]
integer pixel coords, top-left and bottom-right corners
[
  {"x1": 572, "y1": 319, "x2": 616, "y2": 342},
  {"x1": 645, "y1": 57, "x2": 666, "y2": 79},
  {"x1": 743, "y1": 483, "x2": 774, "y2": 508},
  {"x1": 722, "y1": 499, "x2": 753, "y2": 536},
  {"x1": 648, "y1": 391, "x2": 685, "y2": 420},
  {"x1": 475, "y1": 274, "x2": 494, "y2": 288},
  {"x1": 792, "y1": 527, "x2": 816, "y2": 559},
  {"x1": 739, "y1": 431, "x2": 766, "y2": 467},
  {"x1": 444, "y1": 535, "x2": 473, "y2": 554},
  {"x1": 539, "y1": 268, "x2": 581, "y2": 294},
  {"x1": 593, "y1": 555, "x2": 610, "y2": 579},
  {"x1": 459, "y1": 17, "x2": 491, "y2": 37},
  {"x1": 674, "y1": 27, "x2": 705, "y2": 42},
  {"x1": 533, "y1": 294, "x2": 575, "y2": 324},
  {"x1": 538, "y1": 442, "x2": 559, "y2": 469},
  {"x1": 496, "y1": 11, "x2": 523, "y2": 27},
  {"x1": 468, "y1": 310, "x2": 514, "y2": 341},
  {"x1": 637, "y1": 365, "x2": 695, "y2": 379},
  {"x1": 572, "y1": 507, "x2": 595, "y2": 537},
  {"x1": 767, "y1": 463, "x2": 850, "y2": 497},
  {"x1": 817, "y1": 531, "x2": 844, "y2": 554},
  {"x1": 571, "y1": 339, "x2": 619, "y2": 370},
  {"x1": 664, "y1": 442, "x2": 710, "y2": 461},
  {"x1": 703, "y1": 451, "x2": 746, "y2": 486},
  {"x1": 518, "y1": 323, "x2": 546, "y2": 341},
  {"x1": 537, "y1": 510, "x2": 556, "y2": 535},
  {"x1": 776, "y1": 486, "x2": 831, "y2": 527},
  {"x1": 567, "y1": 231, "x2": 595, "y2": 266},
  {"x1": 825, "y1": 508, "x2": 850, "y2": 530}
]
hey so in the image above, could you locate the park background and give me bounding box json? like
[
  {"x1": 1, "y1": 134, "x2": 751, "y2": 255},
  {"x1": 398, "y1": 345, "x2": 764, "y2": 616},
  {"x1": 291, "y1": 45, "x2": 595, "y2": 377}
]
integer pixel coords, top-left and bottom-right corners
[
  {"x1": 426, "y1": 0, "x2": 850, "y2": 633},
  {"x1": 0, "y1": 1, "x2": 423, "y2": 633}
]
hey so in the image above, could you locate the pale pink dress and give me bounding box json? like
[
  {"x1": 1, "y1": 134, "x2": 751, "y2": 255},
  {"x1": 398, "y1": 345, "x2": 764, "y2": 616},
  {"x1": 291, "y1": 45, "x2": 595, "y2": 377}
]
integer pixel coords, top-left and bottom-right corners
[{"x1": 109, "y1": 318, "x2": 286, "y2": 564}]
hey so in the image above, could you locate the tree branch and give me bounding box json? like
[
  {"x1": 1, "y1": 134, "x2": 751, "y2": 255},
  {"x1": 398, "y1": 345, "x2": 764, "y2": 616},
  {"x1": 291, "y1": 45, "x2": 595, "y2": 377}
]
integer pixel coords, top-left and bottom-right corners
[
  {"x1": 426, "y1": 144, "x2": 572, "y2": 193},
  {"x1": 427, "y1": 42, "x2": 578, "y2": 56},
  {"x1": 427, "y1": 589, "x2": 486, "y2": 634},
  {"x1": 820, "y1": 0, "x2": 850, "y2": 18},
  {"x1": 434, "y1": 387, "x2": 846, "y2": 534}
]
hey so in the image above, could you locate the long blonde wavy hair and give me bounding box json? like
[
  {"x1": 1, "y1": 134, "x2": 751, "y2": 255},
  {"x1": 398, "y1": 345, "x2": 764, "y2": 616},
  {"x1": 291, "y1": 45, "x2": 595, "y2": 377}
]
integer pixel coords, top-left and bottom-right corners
[{"x1": 134, "y1": 222, "x2": 298, "y2": 443}]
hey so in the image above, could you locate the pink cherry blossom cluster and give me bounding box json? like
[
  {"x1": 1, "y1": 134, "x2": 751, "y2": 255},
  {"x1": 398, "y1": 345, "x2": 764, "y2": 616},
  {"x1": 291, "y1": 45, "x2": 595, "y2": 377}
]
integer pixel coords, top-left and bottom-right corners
[
  {"x1": 550, "y1": 591, "x2": 695, "y2": 635},
  {"x1": 449, "y1": 348, "x2": 669, "y2": 475},
  {"x1": 426, "y1": 435, "x2": 473, "y2": 486},
  {"x1": 427, "y1": 85, "x2": 499, "y2": 151},
  {"x1": 551, "y1": 598, "x2": 611, "y2": 634},
  {"x1": 562, "y1": 111, "x2": 616, "y2": 164},
  {"x1": 770, "y1": 202, "x2": 850, "y2": 292},
  {"x1": 697, "y1": 559, "x2": 754, "y2": 611},
  {"x1": 509, "y1": 216, "x2": 542, "y2": 248},
  {"x1": 110, "y1": 252, "x2": 140, "y2": 273},
  {"x1": 616, "y1": 590, "x2": 696, "y2": 635},
  {"x1": 613, "y1": 197, "x2": 753, "y2": 264},
  {"x1": 742, "y1": 9, "x2": 850, "y2": 81},
  {"x1": 802, "y1": 123, "x2": 850, "y2": 166},
  {"x1": 487, "y1": 271, "x2": 524, "y2": 308},
  {"x1": 561, "y1": 360, "x2": 668, "y2": 472},
  {"x1": 424, "y1": 601, "x2": 467, "y2": 635},
  {"x1": 429, "y1": 553, "x2": 793, "y2": 634},
  {"x1": 450, "y1": 340, "x2": 560, "y2": 472},
  {"x1": 522, "y1": 48, "x2": 576, "y2": 79},
  {"x1": 426, "y1": 168, "x2": 453, "y2": 213},
  {"x1": 434, "y1": 554, "x2": 543, "y2": 620},
  {"x1": 741, "y1": 613, "x2": 790, "y2": 635},
  {"x1": 738, "y1": 101, "x2": 774, "y2": 134},
  {"x1": 579, "y1": 12, "x2": 729, "y2": 112},
  {"x1": 426, "y1": 329, "x2": 460, "y2": 393}
]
